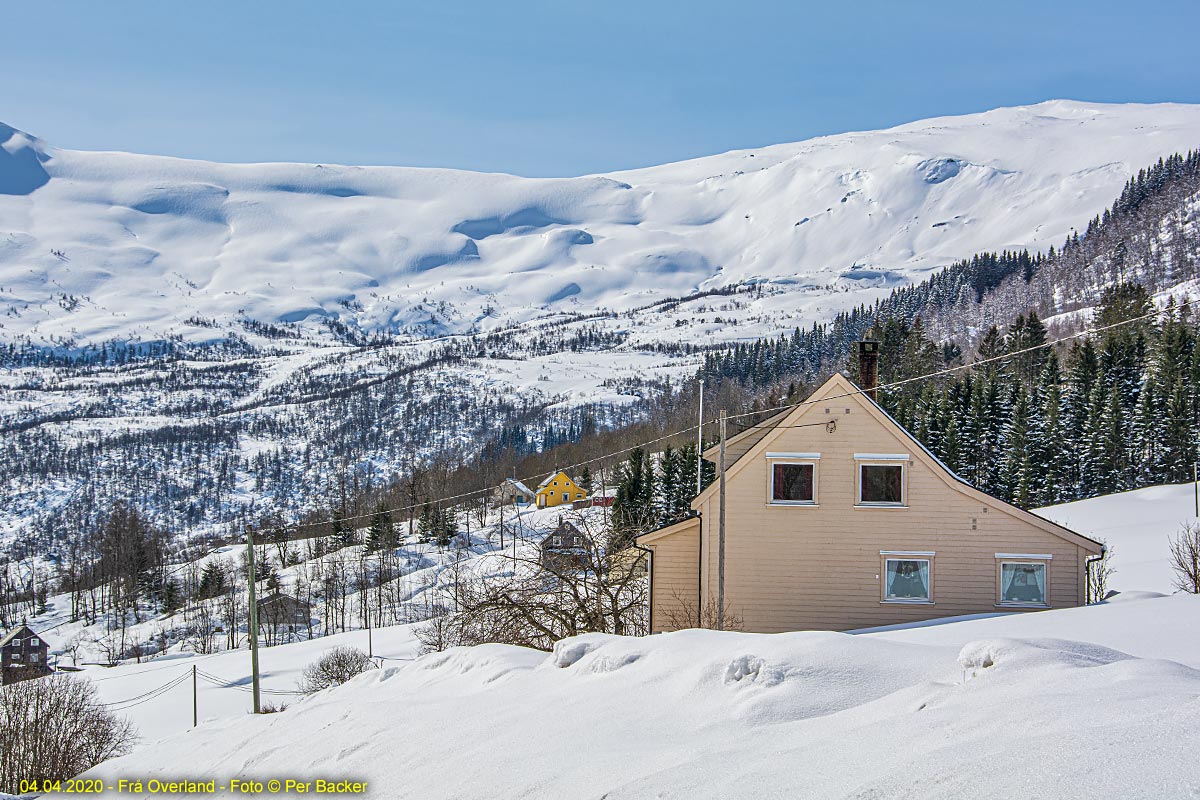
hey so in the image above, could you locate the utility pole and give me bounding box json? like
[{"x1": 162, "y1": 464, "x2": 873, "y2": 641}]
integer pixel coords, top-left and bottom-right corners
[
  {"x1": 1194, "y1": 462, "x2": 1198, "y2": 517},
  {"x1": 246, "y1": 527, "x2": 262, "y2": 715},
  {"x1": 368, "y1": 622, "x2": 373, "y2": 659},
  {"x1": 696, "y1": 380, "x2": 705, "y2": 495},
  {"x1": 192, "y1": 664, "x2": 198, "y2": 728},
  {"x1": 717, "y1": 410, "x2": 727, "y2": 631}
]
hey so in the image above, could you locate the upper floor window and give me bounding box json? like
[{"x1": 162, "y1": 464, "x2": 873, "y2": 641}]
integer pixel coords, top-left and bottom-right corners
[
  {"x1": 767, "y1": 454, "x2": 819, "y2": 505},
  {"x1": 856, "y1": 454, "x2": 908, "y2": 506}
]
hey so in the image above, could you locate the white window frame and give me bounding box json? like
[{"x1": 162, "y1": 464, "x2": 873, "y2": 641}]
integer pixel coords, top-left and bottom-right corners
[
  {"x1": 996, "y1": 558, "x2": 1050, "y2": 608},
  {"x1": 881, "y1": 554, "x2": 934, "y2": 604},
  {"x1": 855, "y1": 454, "x2": 908, "y2": 507},
  {"x1": 766, "y1": 454, "x2": 820, "y2": 506}
]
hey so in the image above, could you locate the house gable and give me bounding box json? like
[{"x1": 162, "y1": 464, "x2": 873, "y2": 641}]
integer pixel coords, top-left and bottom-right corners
[
  {"x1": 535, "y1": 471, "x2": 589, "y2": 507},
  {"x1": 693, "y1": 372, "x2": 1100, "y2": 554}
]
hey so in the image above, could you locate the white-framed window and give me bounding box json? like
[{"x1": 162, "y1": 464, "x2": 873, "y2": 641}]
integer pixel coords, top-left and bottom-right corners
[
  {"x1": 998, "y1": 559, "x2": 1049, "y2": 606},
  {"x1": 11, "y1": 652, "x2": 21, "y2": 662},
  {"x1": 562, "y1": 492, "x2": 569, "y2": 503},
  {"x1": 767, "y1": 454, "x2": 819, "y2": 505},
  {"x1": 856, "y1": 454, "x2": 908, "y2": 506},
  {"x1": 882, "y1": 554, "x2": 932, "y2": 602}
]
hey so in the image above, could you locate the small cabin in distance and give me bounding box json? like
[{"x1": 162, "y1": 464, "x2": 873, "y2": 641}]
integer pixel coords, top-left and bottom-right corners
[
  {"x1": 1, "y1": 624, "x2": 52, "y2": 685},
  {"x1": 499, "y1": 478, "x2": 536, "y2": 507}
]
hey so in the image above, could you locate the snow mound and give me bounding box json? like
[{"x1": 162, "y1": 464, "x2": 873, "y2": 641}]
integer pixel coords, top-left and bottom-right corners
[
  {"x1": 957, "y1": 637, "x2": 1134, "y2": 676},
  {"x1": 85, "y1": 598, "x2": 1200, "y2": 798}
]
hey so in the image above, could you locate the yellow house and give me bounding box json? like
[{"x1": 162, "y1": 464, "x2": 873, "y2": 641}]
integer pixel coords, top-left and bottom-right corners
[{"x1": 536, "y1": 471, "x2": 588, "y2": 508}]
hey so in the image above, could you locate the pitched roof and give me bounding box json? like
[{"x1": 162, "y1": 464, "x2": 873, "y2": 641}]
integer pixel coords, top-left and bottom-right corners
[
  {"x1": 636, "y1": 514, "x2": 700, "y2": 546},
  {"x1": 0, "y1": 625, "x2": 41, "y2": 648},
  {"x1": 541, "y1": 520, "x2": 589, "y2": 547},
  {"x1": 692, "y1": 372, "x2": 1102, "y2": 553},
  {"x1": 537, "y1": 471, "x2": 571, "y2": 490},
  {"x1": 504, "y1": 477, "x2": 534, "y2": 496}
]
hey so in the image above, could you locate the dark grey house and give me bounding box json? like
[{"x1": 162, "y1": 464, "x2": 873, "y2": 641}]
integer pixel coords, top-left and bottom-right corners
[
  {"x1": 1, "y1": 624, "x2": 52, "y2": 685},
  {"x1": 539, "y1": 520, "x2": 592, "y2": 572},
  {"x1": 256, "y1": 593, "x2": 312, "y2": 642}
]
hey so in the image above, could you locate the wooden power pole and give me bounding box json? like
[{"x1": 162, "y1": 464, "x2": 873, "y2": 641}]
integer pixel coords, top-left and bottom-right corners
[
  {"x1": 246, "y1": 528, "x2": 262, "y2": 714},
  {"x1": 717, "y1": 409, "x2": 727, "y2": 631},
  {"x1": 192, "y1": 664, "x2": 198, "y2": 728},
  {"x1": 696, "y1": 381, "x2": 705, "y2": 495}
]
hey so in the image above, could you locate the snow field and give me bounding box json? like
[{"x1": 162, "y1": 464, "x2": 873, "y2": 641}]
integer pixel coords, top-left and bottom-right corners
[{"x1": 84, "y1": 594, "x2": 1200, "y2": 799}]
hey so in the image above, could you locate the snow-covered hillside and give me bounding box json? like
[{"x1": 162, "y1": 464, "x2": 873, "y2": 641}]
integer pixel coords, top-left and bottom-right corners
[
  {"x1": 1034, "y1": 482, "x2": 1198, "y2": 594},
  {"x1": 4, "y1": 100, "x2": 1200, "y2": 347}
]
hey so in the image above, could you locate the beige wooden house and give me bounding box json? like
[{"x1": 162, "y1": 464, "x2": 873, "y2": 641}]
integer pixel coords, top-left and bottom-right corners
[{"x1": 637, "y1": 370, "x2": 1104, "y2": 634}]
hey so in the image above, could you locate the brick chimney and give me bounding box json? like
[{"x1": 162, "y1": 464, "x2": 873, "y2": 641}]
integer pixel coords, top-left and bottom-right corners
[{"x1": 857, "y1": 340, "x2": 879, "y2": 402}]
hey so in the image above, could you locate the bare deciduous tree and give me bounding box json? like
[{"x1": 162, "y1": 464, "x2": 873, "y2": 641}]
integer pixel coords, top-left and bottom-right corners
[
  {"x1": 0, "y1": 674, "x2": 137, "y2": 793},
  {"x1": 1086, "y1": 541, "x2": 1116, "y2": 604},
  {"x1": 659, "y1": 590, "x2": 745, "y2": 632},
  {"x1": 297, "y1": 646, "x2": 376, "y2": 695},
  {"x1": 1169, "y1": 522, "x2": 1200, "y2": 593},
  {"x1": 416, "y1": 512, "x2": 648, "y2": 653}
]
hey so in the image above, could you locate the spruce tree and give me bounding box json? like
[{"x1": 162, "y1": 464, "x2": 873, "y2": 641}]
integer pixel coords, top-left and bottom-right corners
[
  {"x1": 998, "y1": 384, "x2": 1031, "y2": 506},
  {"x1": 1027, "y1": 353, "x2": 1064, "y2": 506},
  {"x1": 366, "y1": 503, "x2": 394, "y2": 552},
  {"x1": 160, "y1": 578, "x2": 183, "y2": 615},
  {"x1": 198, "y1": 561, "x2": 226, "y2": 600}
]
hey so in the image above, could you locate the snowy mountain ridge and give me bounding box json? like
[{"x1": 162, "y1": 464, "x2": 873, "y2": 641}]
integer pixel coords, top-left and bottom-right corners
[{"x1": 4, "y1": 100, "x2": 1200, "y2": 349}]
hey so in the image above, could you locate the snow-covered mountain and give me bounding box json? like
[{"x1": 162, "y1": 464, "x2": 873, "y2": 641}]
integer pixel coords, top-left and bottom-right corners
[
  {"x1": 4, "y1": 100, "x2": 1200, "y2": 547},
  {"x1": 4, "y1": 100, "x2": 1200, "y2": 348}
]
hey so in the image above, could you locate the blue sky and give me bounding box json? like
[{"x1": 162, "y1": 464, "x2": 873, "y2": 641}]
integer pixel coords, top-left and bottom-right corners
[{"x1": 3, "y1": 1, "x2": 1198, "y2": 176}]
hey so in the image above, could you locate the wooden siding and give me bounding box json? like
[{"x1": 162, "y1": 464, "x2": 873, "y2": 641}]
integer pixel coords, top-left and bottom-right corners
[
  {"x1": 644, "y1": 519, "x2": 700, "y2": 633},
  {"x1": 673, "y1": 374, "x2": 1097, "y2": 634}
]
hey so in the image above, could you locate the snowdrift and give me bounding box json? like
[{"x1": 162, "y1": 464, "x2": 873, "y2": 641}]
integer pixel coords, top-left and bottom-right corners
[{"x1": 85, "y1": 594, "x2": 1200, "y2": 799}]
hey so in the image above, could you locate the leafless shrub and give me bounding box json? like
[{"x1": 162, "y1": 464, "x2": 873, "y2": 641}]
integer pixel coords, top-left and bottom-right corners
[
  {"x1": 0, "y1": 674, "x2": 137, "y2": 793},
  {"x1": 1086, "y1": 540, "x2": 1116, "y2": 604},
  {"x1": 259, "y1": 700, "x2": 288, "y2": 714},
  {"x1": 297, "y1": 646, "x2": 376, "y2": 695},
  {"x1": 660, "y1": 590, "x2": 745, "y2": 631},
  {"x1": 414, "y1": 605, "x2": 459, "y2": 654},
  {"x1": 1169, "y1": 522, "x2": 1200, "y2": 593}
]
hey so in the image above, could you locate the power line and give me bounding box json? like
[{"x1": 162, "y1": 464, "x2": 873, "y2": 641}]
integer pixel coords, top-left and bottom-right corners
[
  {"x1": 196, "y1": 669, "x2": 304, "y2": 695},
  {"x1": 720, "y1": 305, "x2": 1165, "y2": 425},
  {"x1": 100, "y1": 670, "x2": 190, "y2": 710}
]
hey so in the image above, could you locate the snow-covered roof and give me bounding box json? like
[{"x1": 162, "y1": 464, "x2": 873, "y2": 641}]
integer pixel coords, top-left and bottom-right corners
[
  {"x1": 537, "y1": 472, "x2": 566, "y2": 490},
  {"x1": 504, "y1": 478, "x2": 535, "y2": 496}
]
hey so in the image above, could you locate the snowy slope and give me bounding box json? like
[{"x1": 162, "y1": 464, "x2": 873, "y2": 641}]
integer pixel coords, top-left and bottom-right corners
[
  {"x1": 4, "y1": 101, "x2": 1200, "y2": 347},
  {"x1": 82, "y1": 594, "x2": 1200, "y2": 799},
  {"x1": 1033, "y1": 482, "x2": 1196, "y2": 594}
]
